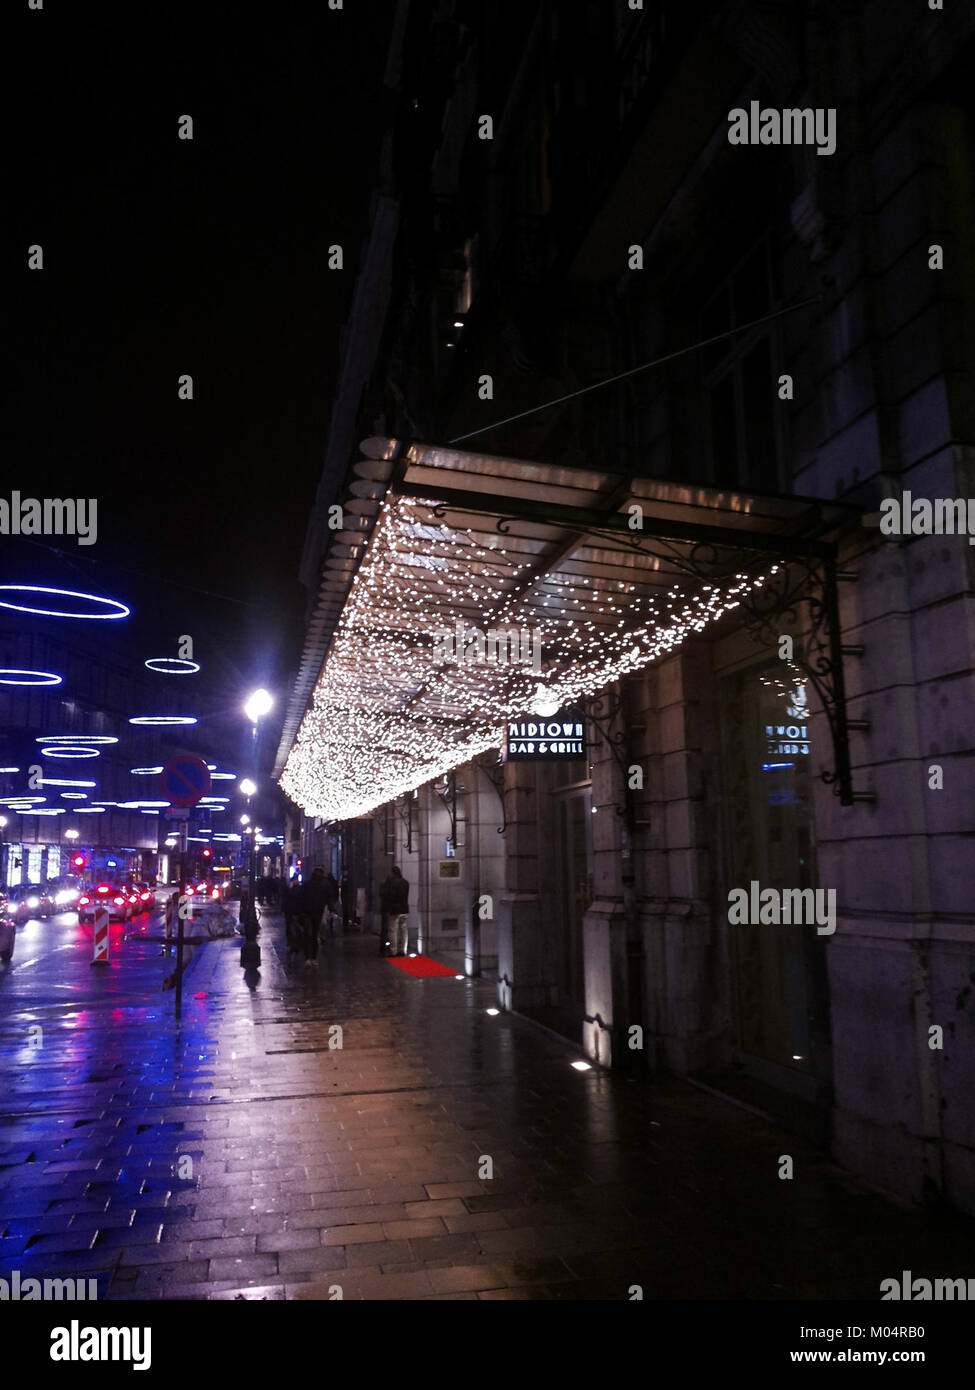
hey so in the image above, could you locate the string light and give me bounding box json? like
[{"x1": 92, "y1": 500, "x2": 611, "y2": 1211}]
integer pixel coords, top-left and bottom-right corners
[{"x1": 281, "y1": 494, "x2": 780, "y2": 821}]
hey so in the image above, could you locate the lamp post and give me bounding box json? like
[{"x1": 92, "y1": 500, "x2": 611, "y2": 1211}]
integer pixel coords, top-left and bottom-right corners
[
  {"x1": 238, "y1": 687, "x2": 272, "y2": 968},
  {"x1": 0, "y1": 815, "x2": 7, "y2": 887}
]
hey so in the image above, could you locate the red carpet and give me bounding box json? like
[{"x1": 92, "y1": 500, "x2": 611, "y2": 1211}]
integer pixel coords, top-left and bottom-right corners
[{"x1": 386, "y1": 954, "x2": 460, "y2": 978}]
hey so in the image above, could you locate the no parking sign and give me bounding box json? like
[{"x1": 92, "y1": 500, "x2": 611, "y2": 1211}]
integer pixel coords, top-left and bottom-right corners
[{"x1": 161, "y1": 754, "x2": 211, "y2": 808}]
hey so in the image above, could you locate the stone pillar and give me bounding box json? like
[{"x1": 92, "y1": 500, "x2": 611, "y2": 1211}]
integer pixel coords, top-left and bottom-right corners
[
  {"x1": 465, "y1": 764, "x2": 503, "y2": 977},
  {"x1": 497, "y1": 759, "x2": 554, "y2": 1011},
  {"x1": 581, "y1": 686, "x2": 632, "y2": 1069}
]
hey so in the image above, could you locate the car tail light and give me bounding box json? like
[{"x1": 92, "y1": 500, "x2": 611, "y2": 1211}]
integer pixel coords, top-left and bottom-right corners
[
  {"x1": 113, "y1": 896, "x2": 123, "y2": 906},
  {"x1": 185, "y1": 885, "x2": 194, "y2": 895},
  {"x1": 79, "y1": 895, "x2": 90, "y2": 906},
  {"x1": 97, "y1": 885, "x2": 109, "y2": 894},
  {"x1": 141, "y1": 891, "x2": 151, "y2": 901}
]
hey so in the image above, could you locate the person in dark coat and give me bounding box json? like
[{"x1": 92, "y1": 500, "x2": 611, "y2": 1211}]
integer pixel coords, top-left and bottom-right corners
[
  {"x1": 297, "y1": 866, "x2": 329, "y2": 966},
  {"x1": 380, "y1": 866, "x2": 410, "y2": 956},
  {"x1": 283, "y1": 879, "x2": 302, "y2": 954}
]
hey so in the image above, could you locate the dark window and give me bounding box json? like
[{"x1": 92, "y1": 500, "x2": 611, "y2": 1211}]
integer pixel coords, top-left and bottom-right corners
[{"x1": 702, "y1": 238, "x2": 782, "y2": 492}]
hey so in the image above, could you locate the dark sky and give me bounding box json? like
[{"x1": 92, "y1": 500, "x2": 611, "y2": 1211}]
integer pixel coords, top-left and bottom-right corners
[{"x1": 9, "y1": 2, "x2": 391, "y2": 757}]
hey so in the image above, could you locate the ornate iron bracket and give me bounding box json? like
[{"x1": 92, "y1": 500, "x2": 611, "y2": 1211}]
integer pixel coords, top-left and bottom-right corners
[
  {"x1": 734, "y1": 548, "x2": 866, "y2": 806},
  {"x1": 434, "y1": 771, "x2": 459, "y2": 847},
  {"x1": 395, "y1": 793, "x2": 415, "y2": 854},
  {"x1": 474, "y1": 753, "x2": 507, "y2": 834},
  {"x1": 585, "y1": 688, "x2": 642, "y2": 832}
]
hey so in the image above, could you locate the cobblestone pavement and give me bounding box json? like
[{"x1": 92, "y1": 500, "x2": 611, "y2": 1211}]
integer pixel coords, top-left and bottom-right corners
[{"x1": 1, "y1": 911, "x2": 973, "y2": 1300}]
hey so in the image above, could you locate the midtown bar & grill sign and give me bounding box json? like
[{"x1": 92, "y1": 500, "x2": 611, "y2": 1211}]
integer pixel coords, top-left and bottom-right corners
[{"x1": 504, "y1": 709, "x2": 585, "y2": 761}]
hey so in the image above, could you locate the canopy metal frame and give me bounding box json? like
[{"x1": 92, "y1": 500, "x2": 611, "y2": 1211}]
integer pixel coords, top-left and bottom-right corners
[{"x1": 411, "y1": 484, "x2": 865, "y2": 807}]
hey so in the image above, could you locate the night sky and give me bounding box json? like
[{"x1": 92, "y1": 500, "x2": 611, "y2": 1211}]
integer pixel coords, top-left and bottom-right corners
[{"x1": 10, "y1": 2, "x2": 391, "y2": 753}]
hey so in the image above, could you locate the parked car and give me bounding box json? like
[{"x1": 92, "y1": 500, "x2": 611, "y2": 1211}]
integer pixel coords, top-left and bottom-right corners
[
  {"x1": 0, "y1": 891, "x2": 15, "y2": 963},
  {"x1": 77, "y1": 882, "x2": 133, "y2": 923}
]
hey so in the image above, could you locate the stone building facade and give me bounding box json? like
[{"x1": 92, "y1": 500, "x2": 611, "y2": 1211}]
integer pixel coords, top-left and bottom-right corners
[{"x1": 280, "y1": 1, "x2": 975, "y2": 1214}]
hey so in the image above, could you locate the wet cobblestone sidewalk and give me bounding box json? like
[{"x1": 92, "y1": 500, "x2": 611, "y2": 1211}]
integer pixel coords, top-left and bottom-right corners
[{"x1": 2, "y1": 916, "x2": 973, "y2": 1300}]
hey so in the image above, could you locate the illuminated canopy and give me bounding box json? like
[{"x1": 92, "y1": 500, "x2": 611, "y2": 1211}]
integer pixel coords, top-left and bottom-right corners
[{"x1": 278, "y1": 439, "x2": 853, "y2": 821}]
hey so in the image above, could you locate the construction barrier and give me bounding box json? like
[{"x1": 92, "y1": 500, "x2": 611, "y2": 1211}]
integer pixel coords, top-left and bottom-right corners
[{"x1": 91, "y1": 906, "x2": 109, "y2": 966}]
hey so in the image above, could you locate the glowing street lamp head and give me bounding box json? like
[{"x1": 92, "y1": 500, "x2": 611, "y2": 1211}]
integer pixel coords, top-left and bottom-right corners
[
  {"x1": 244, "y1": 688, "x2": 273, "y2": 723},
  {"x1": 239, "y1": 814, "x2": 250, "y2": 825},
  {"x1": 65, "y1": 829, "x2": 79, "y2": 841},
  {"x1": 239, "y1": 778, "x2": 257, "y2": 798}
]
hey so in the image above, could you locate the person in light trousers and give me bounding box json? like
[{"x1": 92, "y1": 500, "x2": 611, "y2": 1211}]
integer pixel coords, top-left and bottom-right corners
[{"x1": 380, "y1": 866, "x2": 410, "y2": 956}]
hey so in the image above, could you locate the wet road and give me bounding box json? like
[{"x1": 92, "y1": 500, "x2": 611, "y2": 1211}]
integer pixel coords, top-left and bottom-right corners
[{"x1": 2, "y1": 911, "x2": 974, "y2": 1301}]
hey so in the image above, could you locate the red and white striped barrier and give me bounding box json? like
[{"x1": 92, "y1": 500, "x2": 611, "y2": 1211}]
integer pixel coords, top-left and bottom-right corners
[{"x1": 91, "y1": 907, "x2": 109, "y2": 966}]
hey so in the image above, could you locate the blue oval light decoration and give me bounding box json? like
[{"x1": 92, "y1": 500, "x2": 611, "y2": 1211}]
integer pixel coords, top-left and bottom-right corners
[
  {"x1": 0, "y1": 586, "x2": 130, "y2": 619},
  {"x1": 128, "y1": 716, "x2": 197, "y2": 726},
  {"x1": 41, "y1": 746, "x2": 100, "y2": 759},
  {"x1": 144, "y1": 657, "x2": 200, "y2": 674},
  {"x1": 36, "y1": 734, "x2": 117, "y2": 745},
  {"x1": 0, "y1": 669, "x2": 63, "y2": 686}
]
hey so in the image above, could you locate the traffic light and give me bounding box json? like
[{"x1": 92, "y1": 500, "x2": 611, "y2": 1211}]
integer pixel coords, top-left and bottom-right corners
[
  {"x1": 202, "y1": 848, "x2": 212, "y2": 860},
  {"x1": 71, "y1": 853, "x2": 87, "y2": 871}
]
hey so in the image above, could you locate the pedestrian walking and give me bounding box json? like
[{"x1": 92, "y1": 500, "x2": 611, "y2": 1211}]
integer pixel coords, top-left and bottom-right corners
[
  {"x1": 283, "y1": 879, "x2": 301, "y2": 955},
  {"x1": 297, "y1": 866, "x2": 329, "y2": 967},
  {"x1": 380, "y1": 866, "x2": 410, "y2": 956}
]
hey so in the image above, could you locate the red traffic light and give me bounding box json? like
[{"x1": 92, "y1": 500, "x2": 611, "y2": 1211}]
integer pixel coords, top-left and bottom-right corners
[{"x1": 72, "y1": 853, "x2": 87, "y2": 870}]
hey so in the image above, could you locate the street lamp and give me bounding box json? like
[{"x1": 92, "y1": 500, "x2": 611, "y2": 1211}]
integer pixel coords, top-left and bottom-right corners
[
  {"x1": 65, "y1": 829, "x2": 79, "y2": 841},
  {"x1": 244, "y1": 689, "x2": 272, "y2": 723},
  {"x1": 239, "y1": 691, "x2": 271, "y2": 968}
]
